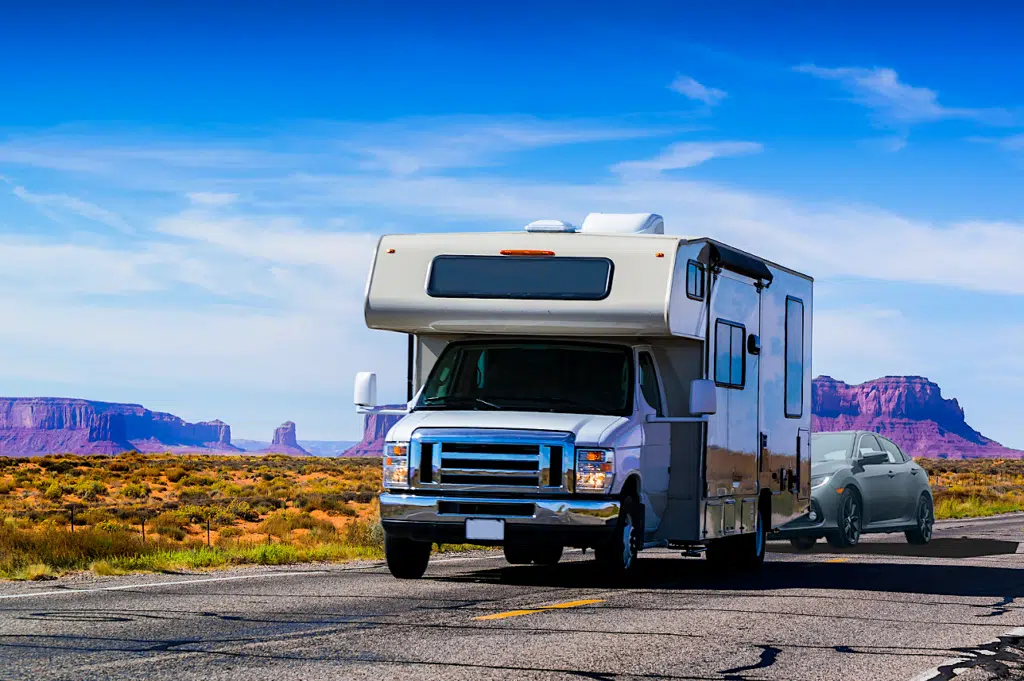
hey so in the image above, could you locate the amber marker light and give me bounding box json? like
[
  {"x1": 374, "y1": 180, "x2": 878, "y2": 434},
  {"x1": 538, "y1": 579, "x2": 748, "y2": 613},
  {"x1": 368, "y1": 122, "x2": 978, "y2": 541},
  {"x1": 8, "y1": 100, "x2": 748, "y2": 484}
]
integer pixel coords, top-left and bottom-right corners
[
  {"x1": 386, "y1": 248, "x2": 396, "y2": 253},
  {"x1": 499, "y1": 249, "x2": 555, "y2": 256},
  {"x1": 655, "y1": 252, "x2": 665, "y2": 258}
]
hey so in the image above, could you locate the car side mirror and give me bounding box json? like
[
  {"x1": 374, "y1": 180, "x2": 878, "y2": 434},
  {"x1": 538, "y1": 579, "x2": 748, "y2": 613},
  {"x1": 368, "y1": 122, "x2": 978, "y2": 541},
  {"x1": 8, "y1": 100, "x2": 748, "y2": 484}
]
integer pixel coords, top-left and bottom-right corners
[
  {"x1": 354, "y1": 371, "x2": 378, "y2": 408},
  {"x1": 689, "y1": 378, "x2": 717, "y2": 415},
  {"x1": 860, "y1": 452, "x2": 888, "y2": 466}
]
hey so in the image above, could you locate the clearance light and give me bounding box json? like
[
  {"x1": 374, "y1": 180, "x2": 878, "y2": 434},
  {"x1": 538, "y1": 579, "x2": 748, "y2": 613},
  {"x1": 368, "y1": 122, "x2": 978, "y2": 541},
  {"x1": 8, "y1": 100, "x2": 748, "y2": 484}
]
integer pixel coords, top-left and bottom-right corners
[
  {"x1": 655, "y1": 252, "x2": 665, "y2": 258},
  {"x1": 576, "y1": 449, "x2": 615, "y2": 492},
  {"x1": 500, "y1": 249, "x2": 555, "y2": 256},
  {"x1": 383, "y1": 442, "x2": 410, "y2": 489}
]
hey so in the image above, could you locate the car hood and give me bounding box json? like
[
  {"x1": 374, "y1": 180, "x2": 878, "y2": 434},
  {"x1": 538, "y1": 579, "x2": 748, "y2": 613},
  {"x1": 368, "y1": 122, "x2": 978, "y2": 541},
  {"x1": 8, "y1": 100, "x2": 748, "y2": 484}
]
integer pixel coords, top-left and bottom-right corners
[
  {"x1": 810, "y1": 460, "x2": 849, "y2": 478},
  {"x1": 386, "y1": 410, "x2": 629, "y2": 447}
]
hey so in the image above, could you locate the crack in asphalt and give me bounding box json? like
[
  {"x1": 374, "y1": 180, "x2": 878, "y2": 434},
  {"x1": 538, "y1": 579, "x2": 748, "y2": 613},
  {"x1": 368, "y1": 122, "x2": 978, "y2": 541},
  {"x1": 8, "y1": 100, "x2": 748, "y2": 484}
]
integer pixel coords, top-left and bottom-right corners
[{"x1": 918, "y1": 633, "x2": 1024, "y2": 680}]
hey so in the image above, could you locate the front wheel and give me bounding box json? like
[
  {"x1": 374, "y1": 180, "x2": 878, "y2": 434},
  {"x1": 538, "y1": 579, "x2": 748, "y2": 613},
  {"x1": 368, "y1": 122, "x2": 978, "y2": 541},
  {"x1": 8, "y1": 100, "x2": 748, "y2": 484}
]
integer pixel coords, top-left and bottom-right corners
[
  {"x1": 826, "y1": 488, "x2": 861, "y2": 549},
  {"x1": 905, "y1": 495, "x2": 934, "y2": 545},
  {"x1": 384, "y1": 534, "x2": 431, "y2": 579},
  {"x1": 595, "y1": 495, "x2": 641, "y2": 574}
]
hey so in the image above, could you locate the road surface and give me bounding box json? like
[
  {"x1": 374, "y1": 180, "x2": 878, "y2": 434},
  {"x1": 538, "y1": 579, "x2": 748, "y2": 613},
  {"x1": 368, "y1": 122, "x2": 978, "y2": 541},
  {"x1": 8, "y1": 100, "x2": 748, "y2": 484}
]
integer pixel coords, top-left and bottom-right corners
[{"x1": 1, "y1": 514, "x2": 1023, "y2": 681}]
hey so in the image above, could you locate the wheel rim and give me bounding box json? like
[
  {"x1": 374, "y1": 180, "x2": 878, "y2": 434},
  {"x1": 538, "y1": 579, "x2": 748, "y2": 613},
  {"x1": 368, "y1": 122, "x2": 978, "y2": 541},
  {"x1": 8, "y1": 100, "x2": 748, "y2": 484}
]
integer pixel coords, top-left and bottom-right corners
[
  {"x1": 919, "y1": 500, "x2": 933, "y2": 541},
  {"x1": 843, "y1": 497, "x2": 860, "y2": 544},
  {"x1": 621, "y1": 515, "x2": 635, "y2": 569}
]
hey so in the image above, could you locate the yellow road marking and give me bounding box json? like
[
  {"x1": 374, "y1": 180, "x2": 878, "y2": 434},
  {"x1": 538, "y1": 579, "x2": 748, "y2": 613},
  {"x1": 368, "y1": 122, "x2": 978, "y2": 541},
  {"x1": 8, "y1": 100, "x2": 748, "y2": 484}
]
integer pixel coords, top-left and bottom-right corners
[
  {"x1": 472, "y1": 599, "x2": 605, "y2": 621},
  {"x1": 825, "y1": 557, "x2": 850, "y2": 563}
]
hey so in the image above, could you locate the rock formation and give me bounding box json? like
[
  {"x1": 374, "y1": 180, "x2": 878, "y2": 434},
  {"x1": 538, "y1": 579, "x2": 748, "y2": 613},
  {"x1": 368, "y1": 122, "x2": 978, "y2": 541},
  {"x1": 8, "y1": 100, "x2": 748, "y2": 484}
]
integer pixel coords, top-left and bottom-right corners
[
  {"x1": 0, "y1": 397, "x2": 241, "y2": 456},
  {"x1": 812, "y1": 376, "x2": 1024, "y2": 459},
  {"x1": 342, "y1": 407, "x2": 404, "y2": 456},
  {"x1": 260, "y1": 421, "x2": 310, "y2": 456}
]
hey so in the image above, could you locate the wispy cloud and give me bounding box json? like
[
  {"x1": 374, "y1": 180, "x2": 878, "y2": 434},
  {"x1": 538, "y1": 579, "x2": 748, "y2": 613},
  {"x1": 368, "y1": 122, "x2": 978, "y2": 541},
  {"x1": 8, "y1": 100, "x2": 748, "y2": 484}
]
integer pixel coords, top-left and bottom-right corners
[
  {"x1": 968, "y1": 134, "x2": 1024, "y2": 151},
  {"x1": 669, "y1": 75, "x2": 727, "y2": 106},
  {"x1": 11, "y1": 185, "x2": 134, "y2": 233},
  {"x1": 794, "y1": 64, "x2": 1015, "y2": 127},
  {"x1": 187, "y1": 192, "x2": 239, "y2": 206},
  {"x1": 611, "y1": 141, "x2": 762, "y2": 176}
]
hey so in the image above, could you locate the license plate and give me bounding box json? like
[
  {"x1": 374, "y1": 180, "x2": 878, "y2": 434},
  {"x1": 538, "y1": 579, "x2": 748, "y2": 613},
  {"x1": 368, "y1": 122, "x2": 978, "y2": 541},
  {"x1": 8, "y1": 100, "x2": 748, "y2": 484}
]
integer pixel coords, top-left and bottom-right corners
[{"x1": 465, "y1": 518, "x2": 504, "y2": 540}]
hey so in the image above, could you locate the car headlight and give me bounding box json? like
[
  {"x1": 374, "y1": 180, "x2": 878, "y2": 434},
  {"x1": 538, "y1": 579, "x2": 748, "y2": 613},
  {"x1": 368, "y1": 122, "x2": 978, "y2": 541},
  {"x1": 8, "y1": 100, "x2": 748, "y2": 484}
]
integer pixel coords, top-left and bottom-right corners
[
  {"x1": 575, "y1": 449, "x2": 614, "y2": 493},
  {"x1": 383, "y1": 442, "x2": 410, "y2": 489},
  {"x1": 810, "y1": 475, "x2": 831, "y2": 490}
]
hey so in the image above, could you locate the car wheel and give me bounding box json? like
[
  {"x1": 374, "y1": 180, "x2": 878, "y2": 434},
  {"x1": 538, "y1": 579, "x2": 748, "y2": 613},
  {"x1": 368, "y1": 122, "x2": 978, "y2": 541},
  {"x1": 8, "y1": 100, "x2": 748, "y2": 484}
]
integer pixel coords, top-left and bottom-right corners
[
  {"x1": 595, "y1": 495, "x2": 641, "y2": 574},
  {"x1": 905, "y1": 495, "x2": 934, "y2": 545},
  {"x1": 789, "y1": 536, "x2": 817, "y2": 551},
  {"x1": 826, "y1": 488, "x2": 861, "y2": 549},
  {"x1": 533, "y1": 544, "x2": 563, "y2": 566},
  {"x1": 384, "y1": 534, "x2": 431, "y2": 579},
  {"x1": 736, "y1": 499, "x2": 768, "y2": 570},
  {"x1": 503, "y1": 544, "x2": 534, "y2": 565}
]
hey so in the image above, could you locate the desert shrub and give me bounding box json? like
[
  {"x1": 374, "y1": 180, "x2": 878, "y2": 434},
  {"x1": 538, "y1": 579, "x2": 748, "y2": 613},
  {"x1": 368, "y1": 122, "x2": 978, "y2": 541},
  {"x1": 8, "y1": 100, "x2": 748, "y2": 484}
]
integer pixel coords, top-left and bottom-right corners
[
  {"x1": 96, "y1": 520, "x2": 133, "y2": 533},
  {"x1": 343, "y1": 515, "x2": 384, "y2": 550},
  {"x1": 120, "y1": 482, "x2": 150, "y2": 499},
  {"x1": 44, "y1": 481, "x2": 65, "y2": 501},
  {"x1": 38, "y1": 458, "x2": 75, "y2": 475},
  {"x1": 77, "y1": 508, "x2": 114, "y2": 526},
  {"x1": 218, "y1": 526, "x2": 243, "y2": 539},
  {"x1": 226, "y1": 500, "x2": 260, "y2": 522},
  {"x1": 0, "y1": 479, "x2": 14, "y2": 495},
  {"x1": 108, "y1": 460, "x2": 131, "y2": 473},
  {"x1": 178, "y1": 474, "x2": 216, "y2": 487},
  {"x1": 74, "y1": 480, "x2": 107, "y2": 501},
  {"x1": 165, "y1": 467, "x2": 187, "y2": 483},
  {"x1": 258, "y1": 511, "x2": 336, "y2": 539},
  {"x1": 152, "y1": 511, "x2": 189, "y2": 541},
  {"x1": 177, "y1": 486, "x2": 212, "y2": 503}
]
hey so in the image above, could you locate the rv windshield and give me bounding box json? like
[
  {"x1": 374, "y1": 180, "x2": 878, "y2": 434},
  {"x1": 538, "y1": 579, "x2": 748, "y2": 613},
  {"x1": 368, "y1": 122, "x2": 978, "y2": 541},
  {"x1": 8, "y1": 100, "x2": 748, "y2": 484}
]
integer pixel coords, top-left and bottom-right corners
[
  {"x1": 811, "y1": 432, "x2": 856, "y2": 463},
  {"x1": 415, "y1": 341, "x2": 634, "y2": 417}
]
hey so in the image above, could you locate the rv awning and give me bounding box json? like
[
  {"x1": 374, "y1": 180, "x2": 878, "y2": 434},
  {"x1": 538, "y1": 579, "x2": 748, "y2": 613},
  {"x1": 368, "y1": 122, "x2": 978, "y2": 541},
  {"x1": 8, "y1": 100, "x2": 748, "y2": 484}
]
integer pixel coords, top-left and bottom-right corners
[{"x1": 698, "y1": 242, "x2": 773, "y2": 284}]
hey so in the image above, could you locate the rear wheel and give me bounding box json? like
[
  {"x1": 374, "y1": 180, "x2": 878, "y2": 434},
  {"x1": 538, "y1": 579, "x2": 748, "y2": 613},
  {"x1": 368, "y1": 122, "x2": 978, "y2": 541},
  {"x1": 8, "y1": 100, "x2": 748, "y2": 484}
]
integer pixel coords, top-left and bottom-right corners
[
  {"x1": 789, "y1": 536, "x2": 818, "y2": 551},
  {"x1": 905, "y1": 495, "x2": 934, "y2": 545},
  {"x1": 826, "y1": 488, "x2": 861, "y2": 549},
  {"x1": 706, "y1": 500, "x2": 768, "y2": 572},
  {"x1": 595, "y1": 495, "x2": 641, "y2": 574},
  {"x1": 384, "y1": 534, "x2": 431, "y2": 579}
]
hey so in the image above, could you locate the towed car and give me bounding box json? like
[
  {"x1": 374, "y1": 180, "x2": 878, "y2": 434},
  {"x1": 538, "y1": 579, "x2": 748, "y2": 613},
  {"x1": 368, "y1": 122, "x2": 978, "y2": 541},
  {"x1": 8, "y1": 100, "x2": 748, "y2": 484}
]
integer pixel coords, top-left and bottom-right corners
[{"x1": 777, "y1": 431, "x2": 934, "y2": 549}]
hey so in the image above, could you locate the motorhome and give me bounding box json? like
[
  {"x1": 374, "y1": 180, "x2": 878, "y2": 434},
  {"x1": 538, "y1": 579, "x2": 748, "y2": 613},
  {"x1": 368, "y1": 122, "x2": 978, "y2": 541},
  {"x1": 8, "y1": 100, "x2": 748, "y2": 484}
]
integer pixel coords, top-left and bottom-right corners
[{"x1": 353, "y1": 213, "x2": 813, "y2": 579}]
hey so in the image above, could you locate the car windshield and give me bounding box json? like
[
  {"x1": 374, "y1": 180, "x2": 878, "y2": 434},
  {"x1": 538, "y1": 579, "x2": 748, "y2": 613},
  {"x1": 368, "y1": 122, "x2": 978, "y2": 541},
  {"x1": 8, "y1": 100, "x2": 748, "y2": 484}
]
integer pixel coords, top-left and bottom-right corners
[
  {"x1": 811, "y1": 432, "x2": 855, "y2": 463},
  {"x1": 415, "y1": 341, "x2": 633, "y2": 416}
]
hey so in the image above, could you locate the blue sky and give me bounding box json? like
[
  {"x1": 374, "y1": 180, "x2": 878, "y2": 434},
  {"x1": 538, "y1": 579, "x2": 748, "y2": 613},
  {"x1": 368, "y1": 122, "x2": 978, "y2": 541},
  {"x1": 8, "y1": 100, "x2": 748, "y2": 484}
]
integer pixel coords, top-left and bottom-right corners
[{"x1": 1, "y1": 2, "x2": 1023, "y2": 444}]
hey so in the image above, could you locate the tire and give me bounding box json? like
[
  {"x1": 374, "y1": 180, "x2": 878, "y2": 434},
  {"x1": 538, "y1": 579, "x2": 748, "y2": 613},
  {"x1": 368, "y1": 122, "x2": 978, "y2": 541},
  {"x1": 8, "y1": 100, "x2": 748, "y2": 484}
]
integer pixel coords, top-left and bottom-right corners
[
  {"x1": 789, "y1": 536, "x2": 817, "y2": 551},
  {"x1": 826, "y1": 488, "x2": 862, "y2": 549},
  {"x1": 503, "y1": 544, "x2": 535, "y2": 565},
  {"x1": 736, "y1": 499, "x2": 768, "y2": 570},
  {"x1": 384, "y1": 534, "x2": 431, "y2": 579},
  {"x1": 533, "y1": 544, "x2": 563, "y2": 566},
  {"x1": 595, "y1": 495, "x2": 641, "y2": 574},
  {"x1": 905, "y1": 495, "x2": 934, "y2": 545},
  {"x1": 504, "y1": 543, "x2": 564, "y2": 566},
  {"x1": 705, "y1": 535, "x2": 735, "y2": 569}
]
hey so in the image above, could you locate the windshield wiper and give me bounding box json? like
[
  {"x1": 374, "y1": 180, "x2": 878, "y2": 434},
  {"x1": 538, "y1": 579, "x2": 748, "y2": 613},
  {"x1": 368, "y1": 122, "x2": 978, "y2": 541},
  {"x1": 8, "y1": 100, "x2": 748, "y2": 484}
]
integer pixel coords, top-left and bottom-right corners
[{"x1": 421, "y1": 396, "x2": 503, "y2": 410}]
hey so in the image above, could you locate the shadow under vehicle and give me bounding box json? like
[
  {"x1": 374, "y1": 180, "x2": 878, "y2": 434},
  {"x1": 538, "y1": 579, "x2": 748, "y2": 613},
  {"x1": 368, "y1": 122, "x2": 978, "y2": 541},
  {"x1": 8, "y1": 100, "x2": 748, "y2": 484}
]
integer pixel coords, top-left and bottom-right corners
[{"x1": 775, "y1": 430, "x2": 934, "y2": 550}]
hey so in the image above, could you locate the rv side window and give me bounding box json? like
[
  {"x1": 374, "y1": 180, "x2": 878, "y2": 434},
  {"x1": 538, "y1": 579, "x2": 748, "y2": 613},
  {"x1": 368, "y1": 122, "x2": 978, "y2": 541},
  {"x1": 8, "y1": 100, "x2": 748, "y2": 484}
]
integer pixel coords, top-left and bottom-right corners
[
  {"x1": 686, "y1": 260, "x2": 705, "y2": 300},
  {"x1": 785, "y1": 296, "x2": 805, "y2": 417},
  {"x1": 426, "y1": 255, "x2": 613, "y2": 300},
  {"x1": 714, "y1": 320, "x2": 745, "y2": 388},
  {"x1": 637, "y1": 351, "x2": 664, "y2": 416}
]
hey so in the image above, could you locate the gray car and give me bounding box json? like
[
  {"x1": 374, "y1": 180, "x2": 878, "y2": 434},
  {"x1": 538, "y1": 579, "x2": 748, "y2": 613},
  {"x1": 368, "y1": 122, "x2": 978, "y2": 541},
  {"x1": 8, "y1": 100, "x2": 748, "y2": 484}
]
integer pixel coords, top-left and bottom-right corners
[{"x1": 777, "y1": 430, "x2": 934, "y2": 550}]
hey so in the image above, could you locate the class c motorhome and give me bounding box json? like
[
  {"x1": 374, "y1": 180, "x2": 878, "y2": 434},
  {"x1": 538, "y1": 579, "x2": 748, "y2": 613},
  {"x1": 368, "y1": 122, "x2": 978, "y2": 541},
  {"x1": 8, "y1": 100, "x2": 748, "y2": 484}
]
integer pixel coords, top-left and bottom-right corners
[{"x1": 354, "y1": 212, "x2": 813, "y2": 579}]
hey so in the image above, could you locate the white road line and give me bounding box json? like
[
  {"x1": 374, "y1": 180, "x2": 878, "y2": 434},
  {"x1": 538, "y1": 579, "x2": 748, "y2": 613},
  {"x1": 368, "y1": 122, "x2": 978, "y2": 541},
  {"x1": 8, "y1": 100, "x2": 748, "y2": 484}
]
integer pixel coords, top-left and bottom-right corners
[{"x1": 0, "y1": 570, "x2": 328, "y2": 601}]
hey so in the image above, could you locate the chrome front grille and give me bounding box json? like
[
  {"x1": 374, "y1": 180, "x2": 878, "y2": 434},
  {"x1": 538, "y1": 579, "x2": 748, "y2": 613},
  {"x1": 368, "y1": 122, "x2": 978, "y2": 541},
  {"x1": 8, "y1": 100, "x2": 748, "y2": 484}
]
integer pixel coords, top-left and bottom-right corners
[{"x1": 410, "y1": 429, "x2": 574, "y2": 494}]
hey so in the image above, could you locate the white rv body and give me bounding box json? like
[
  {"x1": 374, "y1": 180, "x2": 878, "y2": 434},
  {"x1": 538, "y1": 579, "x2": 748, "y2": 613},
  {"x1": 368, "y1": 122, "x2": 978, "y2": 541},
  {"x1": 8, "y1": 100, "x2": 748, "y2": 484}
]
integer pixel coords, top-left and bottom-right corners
[{"x1": 357, "y1": 214, "x2": 813, "y2": 572}]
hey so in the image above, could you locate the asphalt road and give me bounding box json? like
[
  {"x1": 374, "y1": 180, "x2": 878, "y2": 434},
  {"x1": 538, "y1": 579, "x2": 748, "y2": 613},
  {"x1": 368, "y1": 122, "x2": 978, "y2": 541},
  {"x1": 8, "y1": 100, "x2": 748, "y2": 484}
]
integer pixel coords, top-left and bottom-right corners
[{"x1": 2, "y1": 514, "x2": 1024, "y2": 681}]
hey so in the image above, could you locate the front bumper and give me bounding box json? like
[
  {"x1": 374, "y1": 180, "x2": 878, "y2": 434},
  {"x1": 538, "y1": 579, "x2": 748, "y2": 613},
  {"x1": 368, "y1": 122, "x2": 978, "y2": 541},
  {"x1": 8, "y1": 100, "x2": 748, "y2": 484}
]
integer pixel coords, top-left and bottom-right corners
[
  {"x1": 774, "y1": 497, "x2": 831, "y2": 538},
  {"x1": 379, "y1": 492, "x2": 620, "y2": 546}
]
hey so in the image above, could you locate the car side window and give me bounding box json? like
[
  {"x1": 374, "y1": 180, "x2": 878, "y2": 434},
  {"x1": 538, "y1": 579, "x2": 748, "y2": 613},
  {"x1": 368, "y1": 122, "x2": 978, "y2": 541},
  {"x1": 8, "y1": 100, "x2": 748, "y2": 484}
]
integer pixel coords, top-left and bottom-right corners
[
  {"x1": 857, "y1": 434, "x2": 884, "y2": 461},
  {"x1": 638, "y1": 351, "x2": 664, "y2": 417},
  {"x1": 879, "y1": 438, "x2": 905, "y2": 464}
]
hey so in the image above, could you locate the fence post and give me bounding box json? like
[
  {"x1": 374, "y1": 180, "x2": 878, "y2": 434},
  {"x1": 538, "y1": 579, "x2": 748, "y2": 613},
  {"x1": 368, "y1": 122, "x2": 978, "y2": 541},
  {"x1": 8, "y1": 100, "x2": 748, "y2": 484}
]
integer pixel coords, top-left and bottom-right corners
[
  {"x1": 70, "y1": 505, "x2": 75, "y2": 533},
  {"x1": 206, "y1": 515, "x2": 211, "y2": 548},
  {"x1": 141, "y1": 515, "x2": 146, "y2": 543}
]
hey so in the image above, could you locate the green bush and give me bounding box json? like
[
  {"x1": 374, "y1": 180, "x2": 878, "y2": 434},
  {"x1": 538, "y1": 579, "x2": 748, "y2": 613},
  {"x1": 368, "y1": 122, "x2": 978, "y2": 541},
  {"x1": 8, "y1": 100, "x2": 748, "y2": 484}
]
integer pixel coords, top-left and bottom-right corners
[
  {"x1": 74, "y1": 480, "x2": 107, "y2": 501},
  {"x1": 120, "y1": 482, "x2": 150, "y2": 499}
]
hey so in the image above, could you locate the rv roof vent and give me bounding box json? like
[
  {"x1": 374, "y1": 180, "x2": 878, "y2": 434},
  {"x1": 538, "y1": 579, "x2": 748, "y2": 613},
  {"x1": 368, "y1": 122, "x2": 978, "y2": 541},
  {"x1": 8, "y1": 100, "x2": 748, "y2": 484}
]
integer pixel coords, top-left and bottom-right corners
[
  {"x1": 579, "y1": 212, "x2": 664, "y2": 235},
  {"x1": 524, "y1": 219, "x2": 578, "y2": 233}
]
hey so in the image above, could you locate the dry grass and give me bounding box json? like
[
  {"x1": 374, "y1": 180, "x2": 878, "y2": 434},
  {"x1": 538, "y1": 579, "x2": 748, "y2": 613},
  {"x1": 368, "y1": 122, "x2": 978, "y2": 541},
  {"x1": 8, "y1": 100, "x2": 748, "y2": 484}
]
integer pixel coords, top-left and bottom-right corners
[{"x1": 918, "y1": 458, "x2": 1024, "y2": 519}]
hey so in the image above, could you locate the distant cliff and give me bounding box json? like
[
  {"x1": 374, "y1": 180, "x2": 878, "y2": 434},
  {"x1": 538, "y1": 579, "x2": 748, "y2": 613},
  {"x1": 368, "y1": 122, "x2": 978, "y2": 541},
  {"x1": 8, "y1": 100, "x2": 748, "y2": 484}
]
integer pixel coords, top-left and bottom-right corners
[
  {"x1": 812, "y1": 376, "x2": 1024, "y2": 459},
  {"x1": 342, "y1": 407, "x2": 404, "y2": 457},
  {"x1": 0, "y1": 397, "x2": 241, "y2": 456},
  {"x1": 259, "y1": 421, "x2": 310, "y2": 456}
]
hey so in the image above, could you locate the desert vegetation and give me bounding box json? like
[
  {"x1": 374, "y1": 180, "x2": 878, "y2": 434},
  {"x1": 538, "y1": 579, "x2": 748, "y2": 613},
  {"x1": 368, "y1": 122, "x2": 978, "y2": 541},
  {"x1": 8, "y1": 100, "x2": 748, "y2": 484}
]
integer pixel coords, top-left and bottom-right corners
[
  {"x1": 0, "y1": 452, "x2": 468, "y2": 581},
  {"x1": 919, "y1": 458, "x2": 1024, "y2": 519}
]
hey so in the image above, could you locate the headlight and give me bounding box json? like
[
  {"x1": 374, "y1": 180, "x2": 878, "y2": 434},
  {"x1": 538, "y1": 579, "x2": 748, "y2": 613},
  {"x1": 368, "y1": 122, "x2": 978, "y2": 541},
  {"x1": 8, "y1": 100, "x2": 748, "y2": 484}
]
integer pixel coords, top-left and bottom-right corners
[
  {"x1": 575, "y1": 449, "x2": 614, "y2": 493},
  {"x1": 383, "y1": 442, "x2": 409, "y2": 489},
  {"x1": 810, "y1": 475, "x2": 831, "y2": 490}
]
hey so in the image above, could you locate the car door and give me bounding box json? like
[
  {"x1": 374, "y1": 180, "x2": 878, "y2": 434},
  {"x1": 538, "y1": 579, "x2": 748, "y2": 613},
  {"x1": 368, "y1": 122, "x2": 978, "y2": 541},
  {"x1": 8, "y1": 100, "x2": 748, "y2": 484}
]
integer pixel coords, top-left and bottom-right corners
[
  {"x1": 637, "y1": 350, "x2": 670, "y2": 531},
  {"x1": 878, "y1": 436, "x2": 916, "y2": 521},
  {"x1": 852, "y1": 433, "x2": 902, "y2": 524}
]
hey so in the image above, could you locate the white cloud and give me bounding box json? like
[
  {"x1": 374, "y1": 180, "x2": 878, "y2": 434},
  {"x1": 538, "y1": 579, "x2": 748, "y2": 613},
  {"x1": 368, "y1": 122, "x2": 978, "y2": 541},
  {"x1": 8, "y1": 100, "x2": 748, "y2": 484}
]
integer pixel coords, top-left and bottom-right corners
[
  {"x1": 611, "y1": 141, "x2": 763, "y2": 176},
  {"x1": 669, "y1": 75, "x2": 727, "y2": 106},
  {"x1": 795, "y1": 64, "x2": 1014, "y2": 127},
  {"x1": 11, "y1": 185, "x2": 133, "y2": 233},
  {"x1": 187, "y1": 192, "x2": 238, "y2": 206},
  {"x1": 969, "y1": 134, "x2": 1024, "y2": 151}
]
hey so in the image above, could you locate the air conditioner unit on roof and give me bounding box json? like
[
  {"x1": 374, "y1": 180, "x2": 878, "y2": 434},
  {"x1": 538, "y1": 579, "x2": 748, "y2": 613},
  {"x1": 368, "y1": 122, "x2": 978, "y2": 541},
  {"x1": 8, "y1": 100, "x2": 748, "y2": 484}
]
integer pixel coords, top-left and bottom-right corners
[
  {"x1": 579, "y1": 212, "x2": 664, "y2": 235},
  {"x1": 524, "y1": 219, "x2": 577, "y2": 233}
]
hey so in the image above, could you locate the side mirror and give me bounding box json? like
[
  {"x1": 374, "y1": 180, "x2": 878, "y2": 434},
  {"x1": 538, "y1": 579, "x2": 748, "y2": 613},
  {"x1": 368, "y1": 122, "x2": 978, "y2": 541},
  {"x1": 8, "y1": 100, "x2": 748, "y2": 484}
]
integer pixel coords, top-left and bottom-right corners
[
  {"x1": 354, "y1": 372, "x2": 378, "y2": 408},
  {"x1": 860, "y1": 452, "x2": 888, "y2": 466},
  {"x1": 689, "y1": 378, "x2": 717, "y2": 415}
]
